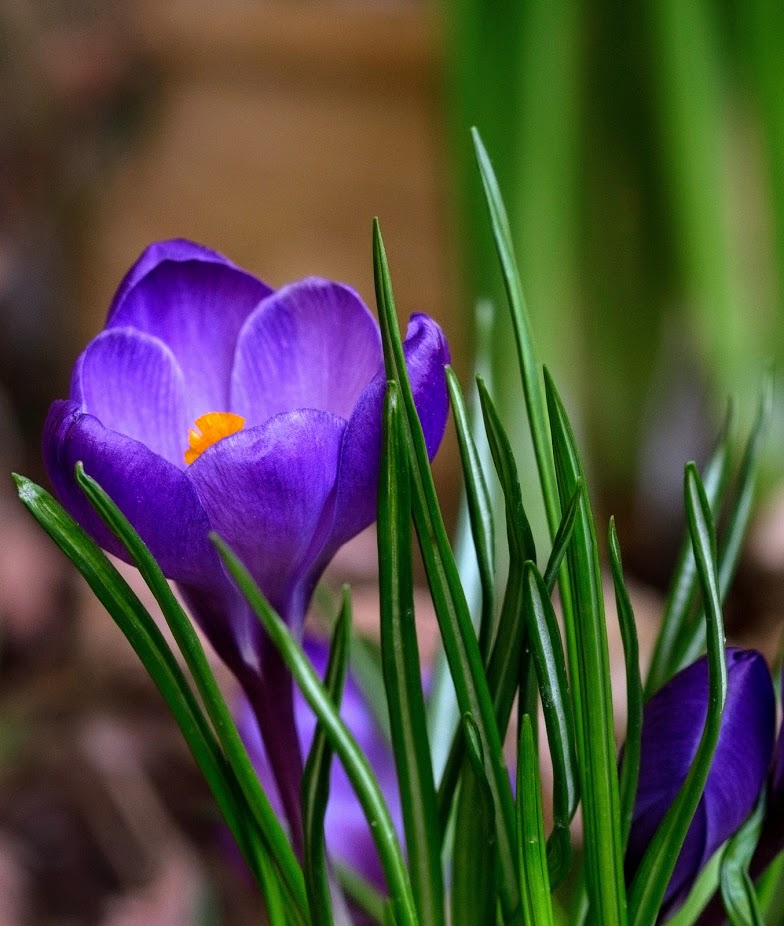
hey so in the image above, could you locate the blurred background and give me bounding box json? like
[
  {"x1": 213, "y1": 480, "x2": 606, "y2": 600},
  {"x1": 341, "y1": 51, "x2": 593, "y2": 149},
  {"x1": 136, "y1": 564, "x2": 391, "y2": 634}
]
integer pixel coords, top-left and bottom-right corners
[{"x1": 1, "y1": 0, "x2": 783, "y2": 922}]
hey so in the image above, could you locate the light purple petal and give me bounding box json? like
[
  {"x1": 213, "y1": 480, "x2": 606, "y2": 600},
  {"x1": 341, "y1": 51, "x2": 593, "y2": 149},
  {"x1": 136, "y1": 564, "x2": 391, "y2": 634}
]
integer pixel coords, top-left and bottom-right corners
[
  {"x1": 231, "y1": 278, "x2": 382, "y2": 428},
  {"x1": 626, "y1": 648, "x2": 775, "y2": 911},
  {"x1": 42, "y1": 400, "x2": 216, "y2": 588},
  {"x1": 329, "y1": 313, "x2": 450, "y2": 550},
  {"x1": 71, "y1": 328, "x2": 189, "y2": 468},
  {"x1": 106, "y1": 239, "x2": 272, "y2": 421},
  {"x1": 236, "y1": 635, "x2": 402, "y2": 891},
  {"x1": 186, "y1": 409, "x2": 345, "y2": 624}
]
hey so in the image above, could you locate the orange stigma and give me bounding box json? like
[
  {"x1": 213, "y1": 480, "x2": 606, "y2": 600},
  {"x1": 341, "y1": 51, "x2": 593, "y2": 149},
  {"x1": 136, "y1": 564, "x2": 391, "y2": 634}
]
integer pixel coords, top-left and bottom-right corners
[{"x1": 185, "y1": 412, "x2": 245, "y2": 464}]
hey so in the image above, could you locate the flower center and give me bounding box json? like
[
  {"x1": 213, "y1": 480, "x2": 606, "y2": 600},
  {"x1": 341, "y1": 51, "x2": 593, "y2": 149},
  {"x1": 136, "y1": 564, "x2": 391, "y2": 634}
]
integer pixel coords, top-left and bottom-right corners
[{"x1": 184, "y1": 412, "x2": 245, "y2": 464}]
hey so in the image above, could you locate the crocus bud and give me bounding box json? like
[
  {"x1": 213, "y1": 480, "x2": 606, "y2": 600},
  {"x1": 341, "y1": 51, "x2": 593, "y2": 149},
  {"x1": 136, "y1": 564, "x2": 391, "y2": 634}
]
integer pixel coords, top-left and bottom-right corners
[{"x1": 626, "y1": 648, "x2": 775, "y2": 916}]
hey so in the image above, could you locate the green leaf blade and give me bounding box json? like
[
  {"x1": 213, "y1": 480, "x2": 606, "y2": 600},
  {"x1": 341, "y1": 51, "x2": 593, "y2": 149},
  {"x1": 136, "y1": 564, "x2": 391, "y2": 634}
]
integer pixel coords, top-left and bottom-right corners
[
  {"x1": 379, "y1": 383, "x2": 445, "y2": 926},
  {"x1": 517, "y1": 714, "x2": 555, "y2": 926},
  {"x1": 372, "y1": 219, "x2": 519, "y2": 921},
  {"x1": 543, "y1": 371, "x2": 628, "y2": 926},
  {"x1": 14, "y1": 476, "x2": 298, "y2": 919},
  {"x1": 471, "y1": 128, "x2": 560, "y2": 538},
  {"x1": 302, "y1": 591, "x2": 352, "y2": 926},
  {"x1": 645, "y1": 418, "x2": 731, "y2": 696},
  {"x1": 521, "y1": 561, "x2": 578, "y2": 889},
  {"x1": 446, "y1": 365, "x2": 496, "y2": 661},
  {"x1": 673, "y1": 376, "x2": 773, "y2": 673},
  {"x1": 608, "y1": 519, "x2": 643, "y2": 852},
  {"x1": 720, "y1": 795, "x2": 767, "y2": 926}
]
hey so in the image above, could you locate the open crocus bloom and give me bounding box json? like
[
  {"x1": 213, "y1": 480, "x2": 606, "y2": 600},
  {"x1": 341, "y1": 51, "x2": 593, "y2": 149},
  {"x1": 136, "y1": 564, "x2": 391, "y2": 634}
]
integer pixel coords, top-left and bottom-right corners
[
  {"x1": 626, "y1": 648, "x2": 775, "y2": 916},
  {"x1": 236, "y1": 634, "x2": 402, "y2": 897},
  {"x1": 43, "y1": 239, "x2": 449, "y2": 835}
]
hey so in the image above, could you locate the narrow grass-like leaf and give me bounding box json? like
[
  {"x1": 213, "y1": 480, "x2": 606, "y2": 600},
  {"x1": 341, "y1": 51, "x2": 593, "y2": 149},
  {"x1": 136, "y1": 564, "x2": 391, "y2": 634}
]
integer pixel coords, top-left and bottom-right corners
[
  {"x1": 446, "y1": 365, "x2": 496, "y2": 661},
  {"x1": 427, "y1": 300, "x2": 497, "y2": 781},
  {"x1": 542, "y1": 483, "x2": 581, "y2": 593},
  {"x1": 472, "y1": 134, "x2": 590, "y2": 920},
  {"x1": 544, "y1": 371, "x2": 627, "y2": 926},
  {"x1": 628, "y1": 463, "x2": 728, "y2": 926},
  {"x1": 666, "y1": 849, "x2": 724, "y2": 926},
  {"x1": 672, "y1": 376, "x2": 773, "y2": 672},
  {"x1": 522, "y1": 561, "x2": 577, "y2": 889},
  {"x1": 720, "y1": 794, "x2": 766, "y2": 926},
  {"x1": 302, "y1": 591, "x2": 352, "y2": 926},
  {"x1": 314, "y1": 584, "x2": 391, "y2": 742},
  {"x1": 258, "y1": 849, "x2": 288, "y2": 926},
  {"x1": 12, "y1": 476, "x2": 286, "y2": 914},
  {"x1": 379, "y1": 383, "x2": 444, "y2": 926},
  {"x1": 645, "y1": 416, "x2": 731, "y2": 696},
  {"x1": 435, "y1": 548, "x2": 524, "y2": 838},
  {"x1": 452, "y1": 715, "x2": 498, "y2": 926},
  {"x1": 214, "y1": 534, "x2": 420, "y2": 926},
  {"x1": 756, "y1": 849, "x2": 784, "y2": 925},
  {"x1": 349, "y1": 635, "x2": 392, "y2": 745},
  {"x1": 517, "y1": 714, "x2": 555, "y2": 926},
  {"x1": 609, "y1": 518, "x2": 643, "y2": 852},
  {"x1": 373, "y1": 220, "x2": 518, "y2": 921},
  {"x1": 477, "y1": 377, "x2": 536, "y2": 565},
  {"x1": 471, "y1": 128, "x2": 560, "y2": 536},
  {"x1": 72, "y1": 464, "x2": 309, "y2": 923},
  {"x1": 436, "y1": 379, "x2": 536, "y2": 837},
  {"x1": 334, "y1": 864, "x2": 387, "y2": 925}
]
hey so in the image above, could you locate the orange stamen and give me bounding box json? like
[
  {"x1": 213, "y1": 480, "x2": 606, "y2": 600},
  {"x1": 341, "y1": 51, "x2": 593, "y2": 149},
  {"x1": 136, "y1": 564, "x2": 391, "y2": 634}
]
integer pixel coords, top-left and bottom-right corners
[{"x1": 185, "y1": 412, "x2": 245, "y2": 464}]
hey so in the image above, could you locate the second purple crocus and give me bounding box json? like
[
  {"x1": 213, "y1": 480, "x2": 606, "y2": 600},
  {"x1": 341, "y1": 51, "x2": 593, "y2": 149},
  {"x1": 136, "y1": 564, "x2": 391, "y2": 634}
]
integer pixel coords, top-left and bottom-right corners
[
  {"x1": 236, "y1": 634, "x2": 403, "y2": 895},
  {"x1": 626, "y1": 647, "x2": 775, "y2": 917}
]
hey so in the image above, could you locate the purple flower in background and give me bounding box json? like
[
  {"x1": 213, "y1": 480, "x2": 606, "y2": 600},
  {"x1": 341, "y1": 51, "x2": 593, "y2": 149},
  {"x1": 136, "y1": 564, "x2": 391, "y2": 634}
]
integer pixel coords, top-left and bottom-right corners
[
  {"x1": 43, "y1": 238, "x2": 449, "y2": 838},
  {"x1": 237, "y1": 634, "x2": 402, "y2": 897},
  {"x1": 626, "y1": 648, "x2": 775, "y2": 917}
]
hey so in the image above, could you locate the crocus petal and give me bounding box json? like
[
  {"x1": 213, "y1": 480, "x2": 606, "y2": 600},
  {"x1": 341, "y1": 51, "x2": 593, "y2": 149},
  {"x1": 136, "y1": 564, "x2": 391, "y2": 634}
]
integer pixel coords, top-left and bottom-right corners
[
  {"x1": 773, "y1": 668, "x2": 784, "y2": 798},
  {"x1": 106, "y1": 239, "x2": 272, "y2": 420},
  {"x1": 42, "y1": 400, "x2": 216, "y2": 588},
  {"x1": 236, "y1": 634, "x2": 402, "y2": 891},
  {"x1": 230, "y1": 277, "x2": 382, "y2": 428},
  {"x1": 330, "y1": 313, "x2": 450, "y2": 550},
  {"x1": 71, "y1": 327, "x2": 189, "y2": 468},
  {"x1": 186, "y1": 409, "x2": 346, "y2": 625},
  {"x1": 626, "y1": 648, "x2": 775, "y2": 911}
]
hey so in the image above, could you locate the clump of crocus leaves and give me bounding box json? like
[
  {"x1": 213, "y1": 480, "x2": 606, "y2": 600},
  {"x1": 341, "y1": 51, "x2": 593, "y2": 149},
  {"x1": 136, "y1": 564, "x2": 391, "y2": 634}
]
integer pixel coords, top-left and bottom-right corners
[{"x1": 15, "y1": 129, "x2": 784, "y2": 926}]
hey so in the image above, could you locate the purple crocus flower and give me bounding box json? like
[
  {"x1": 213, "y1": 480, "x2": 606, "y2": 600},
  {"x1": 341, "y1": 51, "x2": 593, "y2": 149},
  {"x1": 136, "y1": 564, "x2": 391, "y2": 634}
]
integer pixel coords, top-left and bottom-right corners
[
  {"x1": 42, "y1": 239, "x2": 449, "y2": 840},
  {"x1": 626, "y1": 648, "x2": 775, "y2": 917},
  {"x1": 236, "y1": 634, "x2": 402, "y2": 897}
]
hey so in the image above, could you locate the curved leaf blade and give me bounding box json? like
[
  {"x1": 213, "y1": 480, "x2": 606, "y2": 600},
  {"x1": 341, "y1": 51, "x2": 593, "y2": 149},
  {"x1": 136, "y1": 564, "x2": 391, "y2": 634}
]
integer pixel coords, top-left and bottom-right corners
[
  {"x1": 608, "y1": 518, "x2": 643, "y2": 852},
  {"x1": 302, "y1": 590, "x2": 352, "y2": 926}
]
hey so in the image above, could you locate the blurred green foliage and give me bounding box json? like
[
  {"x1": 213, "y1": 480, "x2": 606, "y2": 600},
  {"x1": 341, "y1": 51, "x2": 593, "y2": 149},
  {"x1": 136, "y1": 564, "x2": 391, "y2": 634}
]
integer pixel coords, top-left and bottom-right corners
[{"x1": 442, "y1": 0, "x2": 784, "y2": 516}]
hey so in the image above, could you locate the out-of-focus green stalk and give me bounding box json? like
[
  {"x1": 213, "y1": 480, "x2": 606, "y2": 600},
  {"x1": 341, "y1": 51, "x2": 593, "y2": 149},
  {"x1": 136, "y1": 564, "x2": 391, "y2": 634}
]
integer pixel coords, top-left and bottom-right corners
[
  {"x1": 648, "y1": 0, "x2": 756, "y2": 405},
  {"x1": 440, "y1": 0, "x2": 582, "y2": 553},
  {"x1": 743, "y1": 0, "x2": 784, "y2": 354}
]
